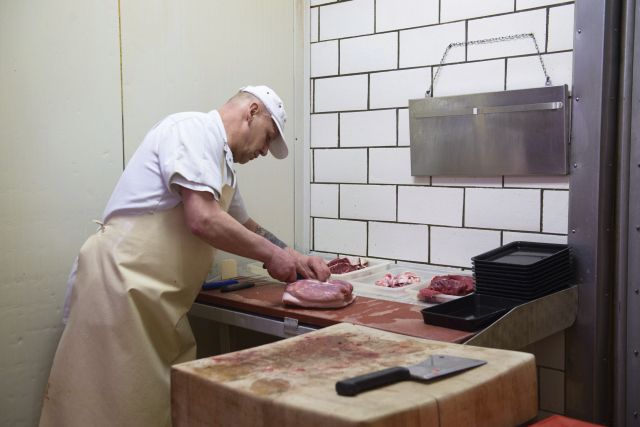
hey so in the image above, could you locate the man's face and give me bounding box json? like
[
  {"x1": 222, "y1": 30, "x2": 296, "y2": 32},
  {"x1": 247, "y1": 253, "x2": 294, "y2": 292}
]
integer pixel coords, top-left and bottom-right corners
[{"x1": 236, "y1": 108, "x2": 277, "y2": 164}]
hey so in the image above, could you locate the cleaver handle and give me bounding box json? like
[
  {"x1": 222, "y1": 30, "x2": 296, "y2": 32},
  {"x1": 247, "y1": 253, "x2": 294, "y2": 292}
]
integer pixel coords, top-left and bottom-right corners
[{"x1": 336, "y1": 367, "x2": 411, "y2": 397}]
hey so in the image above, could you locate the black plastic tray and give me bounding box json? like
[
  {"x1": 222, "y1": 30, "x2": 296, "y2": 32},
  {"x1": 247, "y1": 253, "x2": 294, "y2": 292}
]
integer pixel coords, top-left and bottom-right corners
[
  {"x1": 472, "y1": 241, "x2": 570, "y2": 268},
  {"x1": 421, "y1": 294, "x2": 523, "y2": 332},
  {"x1": 473, "y1": 254, "x2": 571, "y2": 275},
  {"x1": 473, "y1": 269, "x2": 574, "y2": 286}
]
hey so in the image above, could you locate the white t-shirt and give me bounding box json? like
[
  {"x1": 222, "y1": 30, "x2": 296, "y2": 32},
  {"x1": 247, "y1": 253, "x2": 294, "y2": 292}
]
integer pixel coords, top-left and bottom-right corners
[
  {"x1": 102, "y1": 110, "x2": 248, "y2": 223},
  {"x1": 63, "y1": 110, "x2": 249, "y2": 324}
]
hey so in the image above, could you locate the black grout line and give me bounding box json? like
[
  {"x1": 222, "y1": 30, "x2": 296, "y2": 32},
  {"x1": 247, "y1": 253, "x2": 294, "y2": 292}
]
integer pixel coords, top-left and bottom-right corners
[
  {"x1": 337, "y1": 39, "x2": 341, "y2": 74},
  {"x1": 373, "y1": 0, "x2": 377, "y2": 33},
  {"x1": 309, "y1": 215, "x2": 569, "y2": 236},
  {"x1": 338, "y1": 183, "x2": 341, "y2": 218},
  {"x1": 310, "y1": 49, "x2": 572, "y2": 82},
  {"x1": 462, "y1": 187, "x2": 466, "y2": 227},
  {"x1": 545, "y1": 7, "x2": 550, "y2": 53},
  {"x1": 540, "y1": 189, "x2": 544, "y2": 232},
  {"x1": 504, "y1": 58, "x2": 508, "y2": 90}
]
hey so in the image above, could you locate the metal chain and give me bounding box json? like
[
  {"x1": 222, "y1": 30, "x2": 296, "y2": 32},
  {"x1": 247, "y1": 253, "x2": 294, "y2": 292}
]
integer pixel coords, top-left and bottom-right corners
[{"x1": 426, "y1": 33, "x2": 551, "y2": 97}]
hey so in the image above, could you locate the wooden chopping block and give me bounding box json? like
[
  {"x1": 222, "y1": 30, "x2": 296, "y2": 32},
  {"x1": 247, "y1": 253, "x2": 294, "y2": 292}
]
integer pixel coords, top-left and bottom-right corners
[{"x1": 172, "y1": 323, "x2": 537, "y2": 427}]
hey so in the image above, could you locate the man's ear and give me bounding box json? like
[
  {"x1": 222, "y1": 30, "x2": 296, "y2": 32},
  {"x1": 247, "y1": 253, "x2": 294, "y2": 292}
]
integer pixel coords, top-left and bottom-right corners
[{"x1": 248, "y1": 102, "x2": 259, "y2": 122}]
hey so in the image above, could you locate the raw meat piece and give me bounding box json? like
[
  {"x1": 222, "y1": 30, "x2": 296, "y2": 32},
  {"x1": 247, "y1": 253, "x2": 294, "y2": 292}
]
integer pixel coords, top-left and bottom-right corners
[
  {"x1": 283, "y1": 279, "x2": 356, "y2": 308},
  {"x1": 418, "y1": 275, "x2": 475, "y2": 302},
  {"x1": 375, "y1": 272, "x2": 421, "y2": 288},
  {"x1": 328, "y1": 257, "x2": 368, "y2": 274}
]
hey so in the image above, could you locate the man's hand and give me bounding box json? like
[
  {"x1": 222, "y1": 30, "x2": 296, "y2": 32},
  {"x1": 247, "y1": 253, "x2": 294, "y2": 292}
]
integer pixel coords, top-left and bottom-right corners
[
  {"x1": 287, "y1": 249, "x2": 331, "y2": 282},
  {"x1": 264, "y1": 248, "x2": 298, "y2": 283}
]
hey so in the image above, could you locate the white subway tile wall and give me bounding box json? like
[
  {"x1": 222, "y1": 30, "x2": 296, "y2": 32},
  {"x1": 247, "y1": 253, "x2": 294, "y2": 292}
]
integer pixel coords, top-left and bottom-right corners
[
  {"x1": 340, "y1": 184, "x2": 396, "y2": 221},
  {"x1": 369, "y1": 148, "x2": 431, "y2": 185},
  {"x1": 400, "y1": 22, "x2": 466, "y2": 68},
  {"x1": 466, "y1": 188, "x2": 541, "y2": 231},
  {"x1": 468, "y1": 10, "x2": 547, "y2": 61},
  {"x1": 319, "y1": 0, "x2": 374, "y2": 40},
  {"x1": 542, "y1": 190, "x2": 569, "y2": 233},
  {"x1": 315, "y1": 75, "x2": 368, "y2": 112},
  {"x1": 340, "y1": 109, "x2": 396, "y2": 147},
  {"x1": 430, "y1": 227, "x2": 501, "y2": 267},
  {"x1": 507, "y1": 52, "x2": 573, "y2": 90},
  {"x1": 548, "y1": 4, "x2": 575, "y2": 52},
  {"x1": 309, "y1": 0, "x2": 573, "y2": 269},
  {"x1": 434, "y1": 60, "x2": 505, "y2": 97},
  {"x1": 310, "y1": 7, "x2": 319, "y2": 43},
  {"x1": 311, "y1": 113, "x2": 338, "y2": 148},
  {"x1": 516, "y1": 0, "x2": 569, "y2": 10},
  {"x1": 370, "y1": 67, "x2": 432, "y2": 108},
  {"x1": 375, "y1": 0, "x2": 439, "y2": 32},
  {"x1": 369, "y1": 222, "x2": 429, "y2": 262},
  {"x1": 314, "y1": 218, "x2": 367, "y2": 255},
  {"x1": 441, "y1": 0, "x2": 513, "y2": 23},
  {"x1": 340, "y1": 33, "x2": 398, "y2": 74},
  {"x1": 397, "y1": 109, "x2": 410, "y2": 146},
  {"x1": 310, "y1": 184, "x2": 339, "y2": 218},
  {"x1": 432, "y1": 176, "x2": 502, "y2": 187},
  {"x1": 314, "y1": 148, "x2": 367, "y2": 183},
  {"x1": 311, "y1": 41, "x2": 339, "y2": 77},
  {"x1": 398, "y1": 186, "x2": 464, "y2": 226}
]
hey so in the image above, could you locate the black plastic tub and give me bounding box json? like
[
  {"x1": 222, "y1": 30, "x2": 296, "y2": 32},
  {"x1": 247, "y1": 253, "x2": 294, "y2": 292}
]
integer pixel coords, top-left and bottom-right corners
[{"x1": 421, "y1": 294, "x2": 524, "y2": 332}]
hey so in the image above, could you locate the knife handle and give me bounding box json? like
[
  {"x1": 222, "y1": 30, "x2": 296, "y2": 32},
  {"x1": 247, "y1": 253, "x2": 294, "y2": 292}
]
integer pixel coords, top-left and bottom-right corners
[
  {"x1": 335, "y1": 367, "x2": 411, "y2": 397},
  {"x1": 202, "y1": 279, "x2": 238, "y2": 290}
]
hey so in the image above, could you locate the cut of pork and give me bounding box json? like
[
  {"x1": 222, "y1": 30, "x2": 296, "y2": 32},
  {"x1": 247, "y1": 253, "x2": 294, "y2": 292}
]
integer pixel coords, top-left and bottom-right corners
[{"x1": 282, "y1": 279, "x2": 356, "y2": 308}]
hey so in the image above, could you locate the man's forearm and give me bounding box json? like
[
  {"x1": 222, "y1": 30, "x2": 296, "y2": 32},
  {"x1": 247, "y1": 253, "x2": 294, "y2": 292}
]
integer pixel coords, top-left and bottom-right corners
[{"x1": 254, "y1": 225, "x2": 287, "y2": 249}]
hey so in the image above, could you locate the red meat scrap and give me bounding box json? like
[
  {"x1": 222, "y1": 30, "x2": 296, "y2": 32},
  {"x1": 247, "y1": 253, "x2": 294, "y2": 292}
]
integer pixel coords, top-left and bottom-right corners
[
  {"x1": 328, "y1": 257, "x2": 368, "y2": 274},
  {"x1": 418, "y1": 274, "x2": 475, "y2": 302}
]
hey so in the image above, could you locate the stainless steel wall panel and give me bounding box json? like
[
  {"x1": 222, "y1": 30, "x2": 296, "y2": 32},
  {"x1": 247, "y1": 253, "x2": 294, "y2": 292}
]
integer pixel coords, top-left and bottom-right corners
[
  {"x1": 566, "y1": 0, "x2": 621, "y2": 423},
  {"x1": 409, "y1": 86, "x2": 569, "y2": 176}
]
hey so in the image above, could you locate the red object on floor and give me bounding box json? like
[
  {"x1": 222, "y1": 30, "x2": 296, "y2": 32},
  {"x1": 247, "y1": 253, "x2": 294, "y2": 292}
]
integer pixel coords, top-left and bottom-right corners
[{"x1": 530, "y1": 414, "x2": 605, "y2": 427}]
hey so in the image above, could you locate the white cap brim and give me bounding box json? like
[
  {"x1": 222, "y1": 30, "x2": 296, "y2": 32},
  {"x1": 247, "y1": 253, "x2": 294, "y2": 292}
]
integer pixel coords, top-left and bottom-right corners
[{"x1": 268, "y1": 115, "x2": 288, "y2": 159}]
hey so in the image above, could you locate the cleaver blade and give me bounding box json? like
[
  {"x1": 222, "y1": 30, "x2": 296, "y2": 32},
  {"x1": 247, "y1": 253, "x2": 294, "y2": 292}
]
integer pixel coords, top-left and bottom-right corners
[{"x1": 335, "y1": 354, "x2": 486, "y2": 397}]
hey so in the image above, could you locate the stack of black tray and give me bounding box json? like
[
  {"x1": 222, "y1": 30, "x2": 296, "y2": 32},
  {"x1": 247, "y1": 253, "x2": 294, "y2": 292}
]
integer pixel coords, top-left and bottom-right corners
[
  {"x1": 421, "y1": 241, "x2": 573, "y2": 332},
  {"x1": 472, "y1": 241, "x2": 573, "y2": 301}
]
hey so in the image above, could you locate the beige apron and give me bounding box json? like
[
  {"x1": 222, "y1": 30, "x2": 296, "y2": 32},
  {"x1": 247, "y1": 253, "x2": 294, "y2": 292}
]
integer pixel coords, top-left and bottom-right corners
[{"x1": 40, "y1": 176, "x2": 234, "y2": 427}]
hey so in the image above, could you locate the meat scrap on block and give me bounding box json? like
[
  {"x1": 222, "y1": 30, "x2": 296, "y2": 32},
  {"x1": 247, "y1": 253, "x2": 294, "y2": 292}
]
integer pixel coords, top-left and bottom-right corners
[{"x1": 282, "y1": 279, "x2": 356, "y2": 309}]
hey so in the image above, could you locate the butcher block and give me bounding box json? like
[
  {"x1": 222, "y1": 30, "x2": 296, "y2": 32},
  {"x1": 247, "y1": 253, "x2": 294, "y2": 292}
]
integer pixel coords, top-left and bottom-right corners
[{"x1": 172, "y1": 323, "x2": 537, "y2": 427}]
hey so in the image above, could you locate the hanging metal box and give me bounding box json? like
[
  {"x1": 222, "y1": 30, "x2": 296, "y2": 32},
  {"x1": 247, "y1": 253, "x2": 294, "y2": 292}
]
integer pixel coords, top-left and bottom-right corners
[{"x1": 409, "y1": 85, "x2": 570, "y2": 176}]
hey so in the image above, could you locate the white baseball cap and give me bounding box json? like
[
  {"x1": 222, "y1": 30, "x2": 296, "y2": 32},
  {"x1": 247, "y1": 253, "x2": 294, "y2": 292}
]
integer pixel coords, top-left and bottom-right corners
[{"x1": 240, "y1": 85, "x2": 288, "y2": 159}]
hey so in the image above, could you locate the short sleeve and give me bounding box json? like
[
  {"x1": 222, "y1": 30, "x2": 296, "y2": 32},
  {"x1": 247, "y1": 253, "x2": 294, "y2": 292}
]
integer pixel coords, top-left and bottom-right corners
[{"x1": 156, "y1": 115, "x2": 225, "y2": 199}]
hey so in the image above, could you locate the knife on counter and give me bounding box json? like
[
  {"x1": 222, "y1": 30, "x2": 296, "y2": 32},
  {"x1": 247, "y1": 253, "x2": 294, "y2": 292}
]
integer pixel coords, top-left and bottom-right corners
[
  {"x1": 202, "y1": 278, "x2": 256, "y2": 291},
  {"x1": 335, "y1": 354, "x2": 486, "y2": 396}
]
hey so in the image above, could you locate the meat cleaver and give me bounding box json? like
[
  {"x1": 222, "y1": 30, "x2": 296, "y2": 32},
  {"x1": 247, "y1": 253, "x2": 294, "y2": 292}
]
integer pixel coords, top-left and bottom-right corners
[{"x1": 335, "y1": 354, "x2": 486, "y2": 396}]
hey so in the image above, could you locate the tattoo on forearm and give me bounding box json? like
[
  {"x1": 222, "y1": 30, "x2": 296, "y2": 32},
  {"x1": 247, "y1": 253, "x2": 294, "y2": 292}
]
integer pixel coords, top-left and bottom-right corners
[{"x1": 255, "y1": 225, "x2": 287, "y2": 249}]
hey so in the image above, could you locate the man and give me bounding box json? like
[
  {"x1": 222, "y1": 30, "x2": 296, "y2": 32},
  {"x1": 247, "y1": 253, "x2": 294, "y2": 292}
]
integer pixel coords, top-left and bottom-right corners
[{"x1": 40, "y1": 85, "x2": 330, "y2": 427}]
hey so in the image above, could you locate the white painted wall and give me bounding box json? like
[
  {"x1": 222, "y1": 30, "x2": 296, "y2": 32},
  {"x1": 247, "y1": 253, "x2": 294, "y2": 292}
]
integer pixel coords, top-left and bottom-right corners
[
  {"x1": 0, "y1": 2, "x2": 122, "y2": 426},
  {"x1": 0, "y1": 1, "x2": 300, "y2": 425}
]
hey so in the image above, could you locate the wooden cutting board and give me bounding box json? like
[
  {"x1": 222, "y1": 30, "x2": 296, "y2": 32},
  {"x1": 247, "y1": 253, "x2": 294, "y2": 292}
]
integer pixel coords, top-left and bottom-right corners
[{"x1": 172, "y1": 323, "x2": 537, "y2": 427}]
